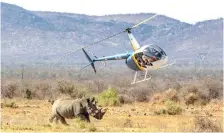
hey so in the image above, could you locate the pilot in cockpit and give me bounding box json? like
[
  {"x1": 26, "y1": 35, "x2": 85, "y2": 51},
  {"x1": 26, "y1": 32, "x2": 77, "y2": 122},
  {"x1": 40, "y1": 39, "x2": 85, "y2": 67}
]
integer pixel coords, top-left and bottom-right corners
[
  {"x1": 136, "y1": 52, "x2": 146, "y2": 68},
  {"x1": 142, "y1": 55, "x2": 153, "y2": 66}
]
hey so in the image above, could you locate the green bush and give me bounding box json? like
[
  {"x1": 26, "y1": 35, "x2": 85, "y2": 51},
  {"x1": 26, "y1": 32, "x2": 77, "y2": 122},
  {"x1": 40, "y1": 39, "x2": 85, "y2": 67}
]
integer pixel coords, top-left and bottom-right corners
[
  {"x1": 98, "y1": 87, "x2": 120, "y2": 106},
  {"x1": 154, "y1": 108, "x2": 167, "y2": 115},
  {"x1": 165, "y1": 100, "x2": 182, "y2": 115}
]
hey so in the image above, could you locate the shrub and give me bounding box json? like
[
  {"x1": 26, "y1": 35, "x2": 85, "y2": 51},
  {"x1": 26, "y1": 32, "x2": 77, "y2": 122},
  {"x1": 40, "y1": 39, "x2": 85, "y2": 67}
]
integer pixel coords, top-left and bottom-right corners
[
  {"x1": 71, "y1": 87, "x2": 88, "y2": 99},
  {"x1": 184, "y1": 93, "x2": 199, "y2": 105},
  {"x1": 205, "y1": 79, "x2": 223, "y2": 99},
  {"x1": 1, "y1": 101, "x2": 18, "y2": 108},
  {"x1": 208, "y1": 88, "x2": 219, "y2": 99},
  {"x1": 1, "y1": 83, "x2": 19, "y2": 99},
  {"x1": 129, "y1": 87, "x2": 150, "y2": 102},
  {"x1": 165, "y1": 100, "x2": 182, "y2": 115},
  {"x1": 154, "y1": 108, "x2": 167, "y2": 115},
  {"x1": 199, "y1": 93, "x2": 210, "y2": 106},
  {"x1": 57, "y1": 81, "x2": 74, "y2": 94},
  {"x1": 118, "y1": 94, "x2": 134, "y2": 104},
  {"x1": 98, "y1": 87, "x2": 120, "y2": 106},
  {"x1": 24, "y1": 89, "x2": 32, "y2": 99},
  {"x1": 151, "y1": 93, "x2": 164, "y2": 104},
  {"x1": 194, "y1": 116, "x2": 222, "y2": 132},
  {"x1": 151, "y1": 88, "x2": 179, "y2": 104},
  {"x1": 34, "y1": 83, "x2": 52, "y2": 99},
  {"x1": 164, "y1": 88, "x2": 179, "y2": 102},
  {"x1": 183, "y1": 85, "x2": 212, "y2": 106},
  {"x1": 57, "y1": 81, "x2": 88, "y2": 99},
  {"x1": 92, "y1": 80, "x2": 107, "y2": 93}
]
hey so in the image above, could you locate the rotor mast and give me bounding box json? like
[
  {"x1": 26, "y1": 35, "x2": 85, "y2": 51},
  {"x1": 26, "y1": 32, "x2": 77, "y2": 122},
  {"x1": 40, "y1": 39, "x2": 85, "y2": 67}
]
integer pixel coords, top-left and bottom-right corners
[{"x1": 126, "y1": 28, "x2": 141, "y2": 51}]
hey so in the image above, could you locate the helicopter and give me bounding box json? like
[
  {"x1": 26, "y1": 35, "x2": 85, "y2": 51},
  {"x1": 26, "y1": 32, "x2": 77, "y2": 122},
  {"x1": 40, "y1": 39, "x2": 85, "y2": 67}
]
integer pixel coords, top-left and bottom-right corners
[{"x1": 71, "y1": 14, "x2": 175, "y2": 84}]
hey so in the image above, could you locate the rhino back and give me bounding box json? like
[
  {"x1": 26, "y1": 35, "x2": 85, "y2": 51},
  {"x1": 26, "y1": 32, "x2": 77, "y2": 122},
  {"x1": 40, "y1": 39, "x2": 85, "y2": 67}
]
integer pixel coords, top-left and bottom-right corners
[{"x1": 53, "y1": 99, "x2": 84, "y2": 118}]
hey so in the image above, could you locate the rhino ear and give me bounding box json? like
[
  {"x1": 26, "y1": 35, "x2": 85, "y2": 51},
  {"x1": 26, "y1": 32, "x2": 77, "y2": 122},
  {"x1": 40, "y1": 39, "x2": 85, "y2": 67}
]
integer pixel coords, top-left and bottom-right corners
[
  {"x1": 86, "y1": 98, "x2": 90, "y2": 103},
  {"x1": 91, "y1": 97, "x2": 95, "y2": 102}
]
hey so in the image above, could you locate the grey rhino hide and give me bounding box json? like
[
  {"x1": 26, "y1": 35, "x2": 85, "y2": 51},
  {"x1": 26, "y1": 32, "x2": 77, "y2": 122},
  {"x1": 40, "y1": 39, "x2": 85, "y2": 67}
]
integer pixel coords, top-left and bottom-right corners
[
  {"x1": 49, "y1": 98, "x2": 91, "y2": 125},
  {"x1": 49, "y1": 97, "x2": 108, "y2": 125}
]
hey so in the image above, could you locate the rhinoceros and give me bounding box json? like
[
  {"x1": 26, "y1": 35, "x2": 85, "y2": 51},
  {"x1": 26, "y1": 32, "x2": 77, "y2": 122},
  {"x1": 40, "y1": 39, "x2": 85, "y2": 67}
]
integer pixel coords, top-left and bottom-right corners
[{"x1": 49, "y1": 97, "x2": 107, "y2": 125}]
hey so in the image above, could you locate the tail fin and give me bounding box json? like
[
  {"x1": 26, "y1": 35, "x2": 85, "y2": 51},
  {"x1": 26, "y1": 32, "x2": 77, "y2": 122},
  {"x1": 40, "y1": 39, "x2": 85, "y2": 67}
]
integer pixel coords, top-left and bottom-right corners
[{"x1": 82, "y1": 48, "x2": 96, "y2": 73}]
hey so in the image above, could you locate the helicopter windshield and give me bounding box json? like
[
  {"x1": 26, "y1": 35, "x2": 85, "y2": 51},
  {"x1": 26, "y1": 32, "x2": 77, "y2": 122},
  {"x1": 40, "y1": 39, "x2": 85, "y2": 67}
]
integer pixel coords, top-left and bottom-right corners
[
  {"x1": 134, "y1": 45, "x2": 167, "y2": 68},
  {"x1": 150, "y1": 44, "x2": 167, "y2": 56},
  {"x1": 143, "y1": 45, "x2": 166, "y2": 60}
]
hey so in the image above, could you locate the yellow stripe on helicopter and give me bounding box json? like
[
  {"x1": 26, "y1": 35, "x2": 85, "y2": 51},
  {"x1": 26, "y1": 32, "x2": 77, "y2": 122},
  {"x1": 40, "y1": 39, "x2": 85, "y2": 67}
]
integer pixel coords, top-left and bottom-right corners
[{"x1": 131, "y1": 55, "x2": 145, "y2": 71}]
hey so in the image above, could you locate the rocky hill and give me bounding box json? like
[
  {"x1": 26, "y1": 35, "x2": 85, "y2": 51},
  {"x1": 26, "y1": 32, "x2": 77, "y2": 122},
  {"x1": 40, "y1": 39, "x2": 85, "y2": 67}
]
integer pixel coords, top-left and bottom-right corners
[{"x1": 1, "y1": 2, "x2": 223, "y2": 68}]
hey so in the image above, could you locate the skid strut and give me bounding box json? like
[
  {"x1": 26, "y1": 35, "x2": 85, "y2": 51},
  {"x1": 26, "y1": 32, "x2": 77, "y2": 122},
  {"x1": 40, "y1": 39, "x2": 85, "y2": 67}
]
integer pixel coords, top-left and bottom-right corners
[{"x1": 131, "y1": 69, "x2": 151, "y2": 84}]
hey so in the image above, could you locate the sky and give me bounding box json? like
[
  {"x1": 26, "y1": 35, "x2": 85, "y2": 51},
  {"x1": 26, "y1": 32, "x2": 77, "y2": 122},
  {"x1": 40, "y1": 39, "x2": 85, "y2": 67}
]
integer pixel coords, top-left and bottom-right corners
[{"x1": 1, "y1": 0, "x2": 223, "y2": 24}]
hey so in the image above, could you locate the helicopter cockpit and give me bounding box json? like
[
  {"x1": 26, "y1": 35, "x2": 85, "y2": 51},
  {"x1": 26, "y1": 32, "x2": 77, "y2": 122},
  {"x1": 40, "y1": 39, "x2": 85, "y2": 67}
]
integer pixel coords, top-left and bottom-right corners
[{"x1": 135, "y1": 45, "x2": 167, "y2": 68}]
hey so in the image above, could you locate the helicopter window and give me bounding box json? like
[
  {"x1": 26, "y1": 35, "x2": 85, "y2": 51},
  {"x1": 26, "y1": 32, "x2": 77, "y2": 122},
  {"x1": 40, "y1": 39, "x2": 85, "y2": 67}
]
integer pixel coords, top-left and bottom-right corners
[
  {"x1": 134, "y1": 45, "x2": 166, "y2": 68},
  {"x1": 150, "y1": 44, "x2": 167, "y2": 56}
]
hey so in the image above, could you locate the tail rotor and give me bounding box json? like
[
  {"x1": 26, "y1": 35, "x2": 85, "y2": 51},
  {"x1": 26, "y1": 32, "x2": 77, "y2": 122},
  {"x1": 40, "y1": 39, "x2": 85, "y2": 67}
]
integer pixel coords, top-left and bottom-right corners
[{"x1": 82, "y1": 48, "x2": 96, "y2": 73}]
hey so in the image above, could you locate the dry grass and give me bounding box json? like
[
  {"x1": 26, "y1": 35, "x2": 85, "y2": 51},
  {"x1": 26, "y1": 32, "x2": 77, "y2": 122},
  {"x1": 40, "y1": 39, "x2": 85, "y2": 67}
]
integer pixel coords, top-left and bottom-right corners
[
  {"x1": 194, "y1": 116, "x2": 223, "y2": 132},
  {"x1": 1, "y1": 98, "x2": 222, "y2": 132},
  {"x1": 1, "y1": 68, "x2": 223, "y2": 131}
]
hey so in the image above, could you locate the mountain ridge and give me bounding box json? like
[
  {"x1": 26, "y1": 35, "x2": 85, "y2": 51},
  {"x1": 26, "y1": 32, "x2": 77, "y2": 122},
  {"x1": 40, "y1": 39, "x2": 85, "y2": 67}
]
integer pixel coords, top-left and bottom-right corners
[{"x1": 1, "y1": 2, "x2": 223, "y2": 68}]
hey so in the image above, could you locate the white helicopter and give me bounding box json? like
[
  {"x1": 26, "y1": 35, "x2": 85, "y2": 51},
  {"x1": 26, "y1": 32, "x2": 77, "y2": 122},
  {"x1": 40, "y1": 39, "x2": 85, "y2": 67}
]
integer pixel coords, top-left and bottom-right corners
[{"x1": 66, "y1": 14, "x2": 175, "y2": 84}]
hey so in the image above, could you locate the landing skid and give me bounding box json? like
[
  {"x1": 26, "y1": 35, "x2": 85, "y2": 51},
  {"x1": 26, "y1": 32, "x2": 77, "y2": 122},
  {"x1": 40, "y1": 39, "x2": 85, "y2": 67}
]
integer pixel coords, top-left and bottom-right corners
[
  {"x1": 158, "y1": 61, "x2": 176, "y2": 69},
  {"x1": 131, "y1": 70, "x2": 151, "y2": 84},
  {"x1": 131, "y1": 61, "x2": 176, "y2": 84}
]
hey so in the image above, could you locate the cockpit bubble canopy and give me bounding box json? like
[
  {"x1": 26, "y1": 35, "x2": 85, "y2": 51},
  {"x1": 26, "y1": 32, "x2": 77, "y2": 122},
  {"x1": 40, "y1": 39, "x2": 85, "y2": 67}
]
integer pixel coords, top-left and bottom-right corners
[{"x1": 142, "y1": 44, "x2": 167, "y2": 60}]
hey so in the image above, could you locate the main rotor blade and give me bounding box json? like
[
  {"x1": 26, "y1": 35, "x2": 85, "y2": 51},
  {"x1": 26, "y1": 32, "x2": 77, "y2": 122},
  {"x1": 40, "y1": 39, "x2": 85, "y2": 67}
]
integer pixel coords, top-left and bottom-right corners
[
  {"x1": 130, "y1": 14, "x2": 159, "y2": 29},
  {"x1": 57, "y1": 30, "x2": 125, "y2": 59},
  {"x1": 56, "y1": 14, "x2": 159, "y2": 60}
]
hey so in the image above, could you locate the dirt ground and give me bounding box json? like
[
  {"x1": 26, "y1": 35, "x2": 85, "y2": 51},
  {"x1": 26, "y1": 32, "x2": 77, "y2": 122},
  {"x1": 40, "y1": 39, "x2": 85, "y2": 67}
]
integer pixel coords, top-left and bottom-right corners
[{"x1": 1, "y1": 99, "x2": 223, "y2": 132}]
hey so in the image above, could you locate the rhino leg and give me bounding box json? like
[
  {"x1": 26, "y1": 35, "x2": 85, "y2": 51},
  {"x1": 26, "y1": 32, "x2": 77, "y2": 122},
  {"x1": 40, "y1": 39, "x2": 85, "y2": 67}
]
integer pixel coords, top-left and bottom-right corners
[
  {"x1": 58, "y1": 116, "x2": 69, "y2": 125},
  {"x1": 55, "y1": 117, "x2": 59, "y2": 124},
  {"x1": 78, "y1": 113, "x2": 90, "y2": 122},
  {"x1": 49, "y1": 115, "x2": 55, "y2": 123}
]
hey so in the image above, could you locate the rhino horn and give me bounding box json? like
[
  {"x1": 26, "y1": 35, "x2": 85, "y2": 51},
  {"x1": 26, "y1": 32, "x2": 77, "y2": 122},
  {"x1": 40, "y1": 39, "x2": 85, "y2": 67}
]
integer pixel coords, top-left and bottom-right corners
[
  {"x1": 101, "y1": 108, "x2": 107, "y2": 117},
  {"x1": 102, "y1": 108, "x2": 108, "y2": 113},
  {"x1": 99, "y1": 108, "x2": 107, "y2": 115}
]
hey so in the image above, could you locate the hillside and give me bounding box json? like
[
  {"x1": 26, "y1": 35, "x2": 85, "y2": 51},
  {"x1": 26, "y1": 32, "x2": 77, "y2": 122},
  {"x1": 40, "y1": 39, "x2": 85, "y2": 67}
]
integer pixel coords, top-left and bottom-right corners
[{"x1": 1, "y1": 2, "x2": 223, "y2": 68}]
